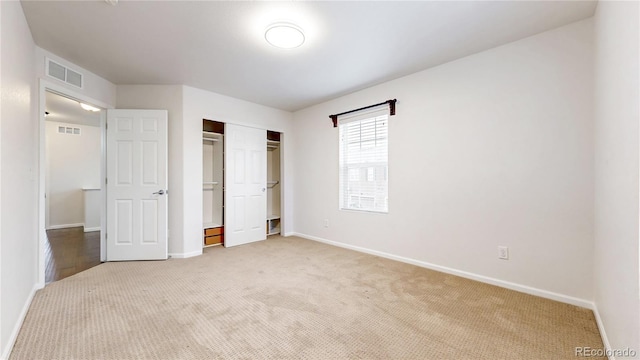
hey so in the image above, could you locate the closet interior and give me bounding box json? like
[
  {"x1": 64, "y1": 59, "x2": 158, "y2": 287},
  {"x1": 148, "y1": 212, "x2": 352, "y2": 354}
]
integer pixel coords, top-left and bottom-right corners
[
  {"x1": 202, "y1": 119, "x2": 224, "y2": 247},
  {"x1": 266, "y1": 130, "x2": 281, "y2": 236}
]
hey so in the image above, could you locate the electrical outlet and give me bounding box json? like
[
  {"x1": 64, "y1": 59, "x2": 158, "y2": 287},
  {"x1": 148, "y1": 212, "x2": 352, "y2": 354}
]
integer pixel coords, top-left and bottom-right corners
[
  {"x1": 498, "y1": 246, "x2": 509, "y2": 260},
  {"x1": 323, "y1": 219, "x2": 329, "y2": 228}
]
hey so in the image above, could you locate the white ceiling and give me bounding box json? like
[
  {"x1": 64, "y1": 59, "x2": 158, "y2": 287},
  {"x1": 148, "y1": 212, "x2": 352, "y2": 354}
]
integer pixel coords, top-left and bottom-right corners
[
  {"x1": 45, "y1": 91, "x2": 102, "y2": 127},
  {"x1": 22, "y1": 1, "x2": 597, "y2": 112}
]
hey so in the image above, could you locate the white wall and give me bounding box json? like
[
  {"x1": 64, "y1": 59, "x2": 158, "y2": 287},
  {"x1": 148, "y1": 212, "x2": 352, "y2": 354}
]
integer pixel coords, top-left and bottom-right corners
[
  {"x1": 292, "y1": 19, "x2": 594, "y2": 304},
  {"x1": 0, "y1": 3, "x2": 116, "y2": 356},
  {"x1": 182, "y1": 86, "x2": 294, "y2": 256},
  {"x1": 0, "y1": 1, "x2": 38, "y2": 358},
  {"x1": 116, "y1": 85, "x2": 184, "y2": 255},
  {"x1": 83, "y1": 189, "x2": 101, "y2": 231},
  {"x1": 45, "y1": 121, "x2": 101, "y2": 228},
  {"x1": 593, "y1": 0, "x2": 640, "y2": 353}
]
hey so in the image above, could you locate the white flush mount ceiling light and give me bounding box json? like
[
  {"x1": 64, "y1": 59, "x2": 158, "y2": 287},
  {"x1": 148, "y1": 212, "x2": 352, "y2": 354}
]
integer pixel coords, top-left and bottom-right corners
[
  {"x1": 265, "y1": 23, "x2": 305, "y2": 49},
  {"x1": 80, "y1": 103, "x2": 100, "y2": 112}
]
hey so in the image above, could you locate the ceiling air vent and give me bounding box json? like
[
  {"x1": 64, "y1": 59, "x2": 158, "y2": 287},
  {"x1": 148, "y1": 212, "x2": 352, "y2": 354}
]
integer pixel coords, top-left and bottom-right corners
[{"x1": 46, "y1": 58, "x2": 83, "y2": 88}]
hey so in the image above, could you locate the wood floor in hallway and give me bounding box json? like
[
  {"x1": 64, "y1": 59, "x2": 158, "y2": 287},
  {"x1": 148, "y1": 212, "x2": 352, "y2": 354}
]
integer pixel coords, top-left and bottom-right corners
[{"x1": 45, "y1": 227, "x2": 101, "y2": 284}]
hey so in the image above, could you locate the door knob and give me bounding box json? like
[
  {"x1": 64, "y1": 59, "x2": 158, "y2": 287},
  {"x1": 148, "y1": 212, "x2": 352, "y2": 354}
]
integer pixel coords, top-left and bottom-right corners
[
  {"x1": 262, "y1": 188, "x2": 266, "y2": 192},
  {"x1": 153, "y1": 189, "x2": 166, "y2": 195}
]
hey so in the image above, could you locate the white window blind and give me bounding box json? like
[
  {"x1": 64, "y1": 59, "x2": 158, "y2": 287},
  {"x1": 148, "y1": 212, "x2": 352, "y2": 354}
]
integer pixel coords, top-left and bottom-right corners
[{"x1": 339, "y1": 109, "x2": 388, "y2": 213}]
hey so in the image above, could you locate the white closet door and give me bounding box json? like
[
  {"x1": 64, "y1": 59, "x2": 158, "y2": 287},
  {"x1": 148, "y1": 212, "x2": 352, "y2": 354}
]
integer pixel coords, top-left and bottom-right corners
[{"x1": 224, "y1": 124, "x2": 267, "y2": 247}]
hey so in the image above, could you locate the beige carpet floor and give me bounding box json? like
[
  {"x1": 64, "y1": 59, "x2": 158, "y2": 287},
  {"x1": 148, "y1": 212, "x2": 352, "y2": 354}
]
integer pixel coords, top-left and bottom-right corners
[{"x1": 10, "y1": 236, "x2": 603, "y2": 359}]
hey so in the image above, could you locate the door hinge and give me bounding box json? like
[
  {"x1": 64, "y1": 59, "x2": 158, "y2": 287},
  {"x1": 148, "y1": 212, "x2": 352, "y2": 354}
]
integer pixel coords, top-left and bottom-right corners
[
  {"x1": 105, "y1": 122, "x2": 108, "y2": 130},
  {"x1": 105, "y1": 178, "x2": 108, "y2": 185}
]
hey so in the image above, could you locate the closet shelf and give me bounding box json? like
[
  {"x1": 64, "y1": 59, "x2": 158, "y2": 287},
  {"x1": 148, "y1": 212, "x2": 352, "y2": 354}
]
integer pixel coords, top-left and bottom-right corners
[
  {"x1": 203, "y1": 222, "x2": 223, "y2": 230},
  {"x1": 203, "y1": 138, "x2": 219, "y2": 142},
  {"x1": 267, "y1": 216, "x2": 281, "y2": 236},
  {"x1": 203, "y1": 131, "x2": 223, "y2": 139},
  {"x1": 267, "y1": 180, "x2": 279, "y2": 188},
  {"x1": 203, "y1": 181, "x2": 219, "y2": 185}
]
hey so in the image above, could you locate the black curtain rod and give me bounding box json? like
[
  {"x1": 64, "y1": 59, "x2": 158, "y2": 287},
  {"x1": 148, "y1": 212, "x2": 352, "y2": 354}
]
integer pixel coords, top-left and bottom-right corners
[{"x1": 330, "y1": 99, "x2": 397, "y2": 127}]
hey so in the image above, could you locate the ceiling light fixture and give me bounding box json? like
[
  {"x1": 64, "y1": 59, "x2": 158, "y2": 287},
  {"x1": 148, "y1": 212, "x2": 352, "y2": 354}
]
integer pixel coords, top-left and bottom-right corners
[
  {"x1": 80, "y1": 103, "x2": 100, "y2": 112},
  {"x1": 265, "y1": 23, "x2": 305, "y2": 49}
]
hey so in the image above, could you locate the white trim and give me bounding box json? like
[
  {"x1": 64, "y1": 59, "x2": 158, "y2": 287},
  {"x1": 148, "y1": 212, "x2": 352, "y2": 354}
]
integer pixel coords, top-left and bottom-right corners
[
  {"x1": 99, "y1": 110, "x2": 107, "y2": 262},
  {"x1": 591, "y1": 304, "x2": 614, "y2": 360},
  {"x1": 0, "y1": 284, "x2": 40, "y2": 360},
  {"x1": 41, "y1": 81, "x2": 111, "y2": 110},
  {"x1": 291, "y1": 232, "x2": 593, "y2": 309},
  {"x1": 83, "y1": 226, "x2": 101, "y2": 232},
  {"x1": 168, "y1": 250, "x2": 202, "y2": 259},
  {"x1": 46, "y1": 223, "x2": 84, "y2": 230}
]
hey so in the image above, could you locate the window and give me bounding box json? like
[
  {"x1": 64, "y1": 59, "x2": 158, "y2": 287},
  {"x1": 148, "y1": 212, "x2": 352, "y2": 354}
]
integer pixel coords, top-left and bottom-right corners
[{"x1": 339, "y1": 111, "x2": 388, "y2": 213}]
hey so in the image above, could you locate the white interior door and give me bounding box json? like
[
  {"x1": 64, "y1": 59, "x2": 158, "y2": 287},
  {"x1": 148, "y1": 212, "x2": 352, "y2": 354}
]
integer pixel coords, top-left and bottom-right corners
[
  {"x1": 106, "y1": 109, "x2": 168, "y2": 260},
  {"x1": 225, "y1": 123, "x2": 267, "y2": 247}
]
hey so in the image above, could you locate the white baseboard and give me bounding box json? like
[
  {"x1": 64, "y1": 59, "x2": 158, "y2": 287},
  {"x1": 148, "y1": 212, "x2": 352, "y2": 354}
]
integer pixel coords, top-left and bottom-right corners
[
  {"x1": 1, "y1": 284, "x2": 39, "y2": 360},
  {"x1": 169, "y1": 250, "x2": 202, "y2": 259},
  {"x1": 291, "y1": 232, "x2": 593, "y2": 309},
  {"x1": 282, "y1": 232, "x2": 295, "y2": 237},
  {"x1": 591, "y1": 303, "x2": 614, "y2": 360},
  {"x1": 46, "y1": 223, "x2": 84, "y2": 230},
  {"x1": 83, "y1": 226, "x2": 101, "y2": 232}
]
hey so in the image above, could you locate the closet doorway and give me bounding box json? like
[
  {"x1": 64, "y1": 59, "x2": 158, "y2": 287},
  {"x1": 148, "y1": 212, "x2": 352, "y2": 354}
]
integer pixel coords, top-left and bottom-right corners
[
  {"x1": 202, "y1": 120, "x2": 225, "y2": 247},
  {"x1": 266, "y1": 130, "x2": 281, "y2": 236},
  {"x1": 202, "y1": 120, "x2": 283, "y2": 249}
]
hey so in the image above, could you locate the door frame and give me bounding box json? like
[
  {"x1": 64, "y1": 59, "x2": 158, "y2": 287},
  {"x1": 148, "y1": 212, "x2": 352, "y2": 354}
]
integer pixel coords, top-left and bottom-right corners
[{"x1": 37, "y1": 79, "x2": 112, "y2": 287}]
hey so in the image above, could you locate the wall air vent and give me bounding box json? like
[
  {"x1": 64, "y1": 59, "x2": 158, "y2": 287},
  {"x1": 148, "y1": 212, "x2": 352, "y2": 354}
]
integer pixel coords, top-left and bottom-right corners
[
  {"x1": 46, "y1": 58, "x2": 83, "y2": 89},
  {"x1": 58, "y1": 126, "x2": 81, "y2": 135}
]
